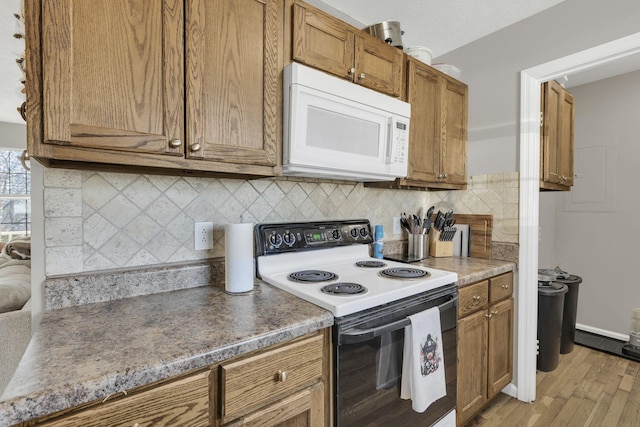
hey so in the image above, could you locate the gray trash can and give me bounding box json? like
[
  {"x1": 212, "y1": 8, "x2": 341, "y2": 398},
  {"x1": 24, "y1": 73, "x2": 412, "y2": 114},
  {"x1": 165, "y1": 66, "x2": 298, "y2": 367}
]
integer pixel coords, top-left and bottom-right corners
[
  {"x1": 554, "y1": 274, "x2": 582, "y2": 354},
  {"x1": 537, "y1": 280, "x2": 568, "y2": 372}
]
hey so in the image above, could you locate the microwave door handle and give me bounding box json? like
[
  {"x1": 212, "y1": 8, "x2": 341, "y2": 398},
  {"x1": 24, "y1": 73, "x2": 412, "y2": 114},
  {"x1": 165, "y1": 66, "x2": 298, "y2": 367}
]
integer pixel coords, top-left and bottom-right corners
[
  {"x1": 338, "y1": 295, "x2": 458, "y2": 345},
  {"x1": 385, "y1": 118, "x2": 393, "y2": 164}
]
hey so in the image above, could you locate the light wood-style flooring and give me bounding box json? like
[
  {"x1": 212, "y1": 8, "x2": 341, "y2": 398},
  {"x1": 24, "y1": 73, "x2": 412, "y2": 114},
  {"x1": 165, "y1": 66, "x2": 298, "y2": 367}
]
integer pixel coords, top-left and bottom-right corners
[{"x1": 467, "y1": 344, "x2": 640, "y2": 426}]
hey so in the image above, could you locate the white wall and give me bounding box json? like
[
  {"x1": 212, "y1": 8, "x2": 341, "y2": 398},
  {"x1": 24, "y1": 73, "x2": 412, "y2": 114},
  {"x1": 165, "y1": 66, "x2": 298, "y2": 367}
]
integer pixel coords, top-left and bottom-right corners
[
  {"x1": 540, "y1": 70, "x2": 640, "y2": 337},
  {"x1": 435, "y1": 0, "x2": 640, "y2": 173},
  {"x1": 0, "y1": 121, "x2": 26, "y2": 149}
]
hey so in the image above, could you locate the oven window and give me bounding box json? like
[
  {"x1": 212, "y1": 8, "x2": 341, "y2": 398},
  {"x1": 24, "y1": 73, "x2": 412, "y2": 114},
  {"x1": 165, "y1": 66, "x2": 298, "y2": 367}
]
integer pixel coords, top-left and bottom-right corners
[{"x1": 335, "y1": 326, "x2": 456, "y2": 426}]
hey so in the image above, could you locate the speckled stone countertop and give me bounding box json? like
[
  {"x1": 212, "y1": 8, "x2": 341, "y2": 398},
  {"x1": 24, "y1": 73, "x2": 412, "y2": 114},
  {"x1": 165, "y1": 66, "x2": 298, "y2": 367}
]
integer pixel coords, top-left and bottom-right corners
[
  {"x1": 0, "y1": 282, "x2": 333, "y2": 426},
  {"x1": 416, "y1": 256, "x2": 515, "y2": 287}
]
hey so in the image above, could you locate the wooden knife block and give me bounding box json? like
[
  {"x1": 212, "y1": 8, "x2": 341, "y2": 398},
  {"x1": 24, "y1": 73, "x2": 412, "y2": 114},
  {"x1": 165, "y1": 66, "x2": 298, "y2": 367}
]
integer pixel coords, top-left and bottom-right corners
[{"x1": 429, "y1": 230, "x2": 453, "y2": 257}]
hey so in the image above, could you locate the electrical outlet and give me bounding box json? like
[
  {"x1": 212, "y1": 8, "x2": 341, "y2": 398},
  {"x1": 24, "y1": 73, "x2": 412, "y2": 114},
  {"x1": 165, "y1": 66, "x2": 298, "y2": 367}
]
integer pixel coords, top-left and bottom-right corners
[
  {"x1": 392, "y1": 216, "x2": 401, "y2": 235},
  {"x1": 194, "y1": 222, "x2": 214, "y2": 250}
]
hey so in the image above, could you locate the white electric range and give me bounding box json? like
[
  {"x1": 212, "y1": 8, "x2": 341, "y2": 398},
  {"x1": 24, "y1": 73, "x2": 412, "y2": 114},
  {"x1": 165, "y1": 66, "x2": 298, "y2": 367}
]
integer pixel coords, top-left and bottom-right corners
[{"x1": 255, "y1": 219, "x2": 458, "y2": 317}]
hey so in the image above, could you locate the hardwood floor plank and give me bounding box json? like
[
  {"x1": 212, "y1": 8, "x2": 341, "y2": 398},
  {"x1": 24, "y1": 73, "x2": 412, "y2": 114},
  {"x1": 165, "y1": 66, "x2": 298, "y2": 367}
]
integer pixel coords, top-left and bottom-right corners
[
  {"x1": 465, "y1": 345, "x2": 640, "y2": 427},
  {"x1": 565, "y1": 396, "x2": 596, "y2": 427}
]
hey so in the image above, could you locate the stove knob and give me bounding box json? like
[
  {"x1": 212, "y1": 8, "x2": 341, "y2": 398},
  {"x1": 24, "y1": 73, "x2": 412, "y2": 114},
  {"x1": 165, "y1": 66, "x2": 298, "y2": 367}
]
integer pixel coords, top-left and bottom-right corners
[
  {"x1": 268, "y1": 233, "x2": 282, "y2": 247},
  {"x1": 359, "y1": 227, "x2": 368, "y2": 238},
  {"x1": 283, "y1": 232, "x2": 296, "y2": 246},
  {"x1": 331, "y1": 229, "x2": 341, "y2": 240},
  {"x1": 349, "y1": 228, "x2": 359, "y2": 239}
]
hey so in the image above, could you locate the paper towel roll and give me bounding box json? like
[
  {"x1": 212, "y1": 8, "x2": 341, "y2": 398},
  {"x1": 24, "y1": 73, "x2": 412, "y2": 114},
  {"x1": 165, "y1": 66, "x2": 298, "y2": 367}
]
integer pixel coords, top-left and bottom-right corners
[{"x1": 225, "y1": 223, "x2": 255, "y2": 293}]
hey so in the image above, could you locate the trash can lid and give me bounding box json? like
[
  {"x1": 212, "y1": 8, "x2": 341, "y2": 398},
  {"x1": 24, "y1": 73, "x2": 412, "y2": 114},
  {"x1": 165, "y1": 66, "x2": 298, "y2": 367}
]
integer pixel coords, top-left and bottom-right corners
[
  {"x1": 538, "y1": 281, "x2": 568, "y2": 295},
  {"x1": 553, "y1": 275, "x2": 582, "y2": 285},
  {"x1": 539, "y1": 268, "x2": 571, "y2": 280}
]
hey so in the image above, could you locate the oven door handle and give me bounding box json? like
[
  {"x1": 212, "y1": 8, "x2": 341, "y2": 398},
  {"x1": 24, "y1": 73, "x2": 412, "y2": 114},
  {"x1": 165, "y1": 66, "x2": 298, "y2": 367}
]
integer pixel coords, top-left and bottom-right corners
[{"x1": 339, "y1": 295, "x2": 458, "y2": 345}]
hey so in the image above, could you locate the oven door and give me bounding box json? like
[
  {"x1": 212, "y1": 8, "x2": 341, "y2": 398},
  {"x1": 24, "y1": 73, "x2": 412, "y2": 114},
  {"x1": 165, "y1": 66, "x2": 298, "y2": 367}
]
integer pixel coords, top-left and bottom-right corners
[{"x1": 334, "y1": 288, "x2": 457, "y2": 427}]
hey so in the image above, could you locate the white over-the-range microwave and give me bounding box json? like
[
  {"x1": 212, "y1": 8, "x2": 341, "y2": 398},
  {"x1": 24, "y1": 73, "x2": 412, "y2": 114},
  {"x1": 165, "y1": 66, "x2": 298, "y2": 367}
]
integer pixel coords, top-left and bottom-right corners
[{"x1": 282, "y1": 63, "x2": 411, "y2": 181}]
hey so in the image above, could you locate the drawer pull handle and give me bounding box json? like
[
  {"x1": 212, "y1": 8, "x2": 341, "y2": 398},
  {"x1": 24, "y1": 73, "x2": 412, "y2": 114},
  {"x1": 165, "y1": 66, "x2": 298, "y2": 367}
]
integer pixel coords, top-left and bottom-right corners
[
  {"x1": 101, "y1": 389, "x2": 127, "y2": 403},
  {"x1": 501, "y1": 284, "x2": 509, "y2": 289},
  {"x1": 473, "y1": 295, "x2": 481, "y2": 301},
  {"x1": 276, "y1": 370, "x2": 288, "y2": 382}
]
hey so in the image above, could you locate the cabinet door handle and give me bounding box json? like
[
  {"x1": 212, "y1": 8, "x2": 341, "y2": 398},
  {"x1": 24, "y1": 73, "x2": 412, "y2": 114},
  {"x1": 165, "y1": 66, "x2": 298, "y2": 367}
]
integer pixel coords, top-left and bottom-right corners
[
  {"x1": 19, "y1": 150, "x2": 30, "y2": 171},
  {"x1": 189, "y1": 143, "x2": 201, "y2": 152},
  {"x1": 276, "y1": 370, "x2": 288, "y2": 382},
  {"x1": 17, "y1": 101, "x2": 26, "y2": 122},
  {"x1": 168, "y1": 139, "x2": 182, "y2": 148},
  {"x1": 347, "y1": 67, "x2": 355, "y2": 75},
  {"x1": 501, "y1": 284, "x2": 509, "y2": 289},
  {"x1": 473, "y1": 295, "x2": 481, "y2": 301},
  {"x1": 491, "y1": 310, "x2": 499, "y2": 316},
  {"x1": 485, "y1": 313, "x2": 492, "y2": 318},
  {"x1": 358, "y1": 73, "x2": 366, "y2": 80}
]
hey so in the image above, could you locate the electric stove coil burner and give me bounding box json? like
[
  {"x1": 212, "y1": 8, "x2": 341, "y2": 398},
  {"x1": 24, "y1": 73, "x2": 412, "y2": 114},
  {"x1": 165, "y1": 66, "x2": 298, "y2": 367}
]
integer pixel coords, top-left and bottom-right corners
[
  {"x1": 321, "y1": 283, "x2": 367, "y2": 295},
  {"x1": 355, "y1": 260, "x2": 387, "y2": 268},
  {"x1": 288, "y1": 270, "x2": 338, "y2": 283},
  {"x1": 380, "y1": 267, "x2": 430, "y2": 280}
]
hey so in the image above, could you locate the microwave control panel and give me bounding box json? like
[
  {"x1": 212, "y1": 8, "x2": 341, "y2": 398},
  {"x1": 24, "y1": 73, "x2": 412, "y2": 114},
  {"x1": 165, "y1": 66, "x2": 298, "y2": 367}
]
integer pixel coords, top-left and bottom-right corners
[{"x1": 390, "y1": 119, "x2": 409, "y2": 164}]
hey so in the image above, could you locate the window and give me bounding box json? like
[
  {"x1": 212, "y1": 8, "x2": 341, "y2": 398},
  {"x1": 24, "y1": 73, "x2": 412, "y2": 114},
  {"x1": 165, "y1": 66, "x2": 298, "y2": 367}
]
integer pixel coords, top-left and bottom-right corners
[{"x1": 0, "y1": 149, "x2": 30, "y2": 243}]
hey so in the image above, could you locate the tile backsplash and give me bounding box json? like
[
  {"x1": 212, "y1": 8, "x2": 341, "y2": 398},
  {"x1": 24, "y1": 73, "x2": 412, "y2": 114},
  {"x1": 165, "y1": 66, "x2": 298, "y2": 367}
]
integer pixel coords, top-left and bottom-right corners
[{"x1": 43, "y1": 169, "x2": 519, "y2": 276}]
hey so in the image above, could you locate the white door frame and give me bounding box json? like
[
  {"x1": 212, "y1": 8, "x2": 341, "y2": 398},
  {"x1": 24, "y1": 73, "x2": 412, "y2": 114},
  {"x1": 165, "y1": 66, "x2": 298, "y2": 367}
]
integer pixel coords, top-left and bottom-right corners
[{"x1": 517, "y1": 32, "x2": 640, "y2": 402}]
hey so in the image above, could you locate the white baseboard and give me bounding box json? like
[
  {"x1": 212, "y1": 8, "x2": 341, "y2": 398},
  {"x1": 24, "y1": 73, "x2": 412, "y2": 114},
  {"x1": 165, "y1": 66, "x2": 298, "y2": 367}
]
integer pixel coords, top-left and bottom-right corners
[
  {"x1": 501, "y1": 383, "x2": 518, "y2": 399},
  {"x1": 576, "y1": 323, "x2": 629, "y2": 342}
]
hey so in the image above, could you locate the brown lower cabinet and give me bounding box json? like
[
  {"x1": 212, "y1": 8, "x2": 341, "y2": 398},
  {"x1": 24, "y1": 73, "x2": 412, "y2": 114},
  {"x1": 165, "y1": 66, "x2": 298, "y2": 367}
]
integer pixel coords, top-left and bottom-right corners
[
  {"x1": 31, "y1": 330, "x2": 329, "y2": 427},
  {"x1": 457, "y1": 272, "x2": 514, "y2": 426}
]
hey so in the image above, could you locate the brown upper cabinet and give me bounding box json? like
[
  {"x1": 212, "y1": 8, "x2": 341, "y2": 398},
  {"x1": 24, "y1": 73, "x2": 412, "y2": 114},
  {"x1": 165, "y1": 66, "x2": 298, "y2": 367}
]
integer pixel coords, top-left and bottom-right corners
[
  {"x1": 368, "y1": 56, "x2": 468, "y2": 190},
  {"x1": 26, "y1": 0, "x2": 282, "y2": 177},
  {"x1": 291, "y1": 0, "x2": 404, "y2": 98},
  {"x1": 540, "y1": 80, "x2": 575, "y2": 191}
]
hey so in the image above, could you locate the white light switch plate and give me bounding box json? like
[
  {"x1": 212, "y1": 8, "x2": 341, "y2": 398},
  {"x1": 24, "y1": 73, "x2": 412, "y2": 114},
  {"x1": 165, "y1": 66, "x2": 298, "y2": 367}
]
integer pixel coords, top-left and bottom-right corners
[{"x1": 392, "y1": 216, "x2": 401, "y2": 235}]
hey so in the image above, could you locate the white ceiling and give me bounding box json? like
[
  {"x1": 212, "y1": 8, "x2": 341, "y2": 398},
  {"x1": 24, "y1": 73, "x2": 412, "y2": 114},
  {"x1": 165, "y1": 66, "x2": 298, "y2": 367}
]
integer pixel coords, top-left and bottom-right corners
[
  {"x1": 1, "y1": 0, "x2": 639, "y2": 125},
  {"x1": 318, "y1": 0, "x2": 566, "y2": 58}
]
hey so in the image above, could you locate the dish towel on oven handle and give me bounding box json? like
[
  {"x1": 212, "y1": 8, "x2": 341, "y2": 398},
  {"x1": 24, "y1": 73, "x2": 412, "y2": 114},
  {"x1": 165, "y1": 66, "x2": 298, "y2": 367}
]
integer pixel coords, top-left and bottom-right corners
[{"x1": 400, "y1": 306, "x2": 447, "y2": 412}]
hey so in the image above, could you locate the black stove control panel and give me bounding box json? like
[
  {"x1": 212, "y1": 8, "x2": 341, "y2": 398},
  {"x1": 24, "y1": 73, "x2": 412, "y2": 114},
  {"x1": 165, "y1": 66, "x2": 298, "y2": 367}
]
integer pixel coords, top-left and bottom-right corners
[{"x1": 255, "y1": 219, "x2": 373, "y2": 255}]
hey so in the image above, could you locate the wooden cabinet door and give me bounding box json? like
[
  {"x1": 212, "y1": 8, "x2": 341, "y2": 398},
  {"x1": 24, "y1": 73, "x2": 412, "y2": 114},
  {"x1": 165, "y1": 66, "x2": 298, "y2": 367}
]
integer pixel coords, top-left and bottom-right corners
[
  {"x1": 292, "y1": 2, "x2": 355, "y2": 81},
  {"x1": 225, "y1": 383, "x2": 324, "y2": 427},
  {"x1": 405, "y1": 58, "x2": 439, "y2": 183},
  {"x1": 487, "y1": 298, "x2": 514, "y2": 399},
  {"x1": 37, "y1": 371, "x2": 211, "y2": 427},
  {"x1": 558, "y1": 87, "x2": 575, "y2": 186},
  {"x1": 185, "y1": 0, "x2": 281, "y2": 167},
  {"x1": 38, "y1": 0, "x2": 184, "y2": 157},
  {"x1": 457, "y1": 310, "x2": 488, "y2": 426},
  {"x1": 440, "y1": 76, "x2": 468, "y2": 186},
  {"x1": 541, "y1": 80, "x2": 574, "y2": 189},
  {"x1": 402, "y1": 58, "x2": 468, "y2": 188},
  {"x1": 354, "y1": 33, "x2": 404, "y2": 97}
]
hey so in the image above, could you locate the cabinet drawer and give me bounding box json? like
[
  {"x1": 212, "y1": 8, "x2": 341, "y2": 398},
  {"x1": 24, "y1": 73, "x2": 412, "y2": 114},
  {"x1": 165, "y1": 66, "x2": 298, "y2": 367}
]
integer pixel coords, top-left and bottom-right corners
[
  {"x1": 221, "y1": 333, "x2": 324, "y2": 422},
  {"x1": 459, "y1": 280, "x2": 489, "y2": 318},
  {"x1": 489, "y1": 272, "x2": 514, "y2": 304},
  {"x1": 38, "y1": 370, "x2": 211, "y2": 427}
]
